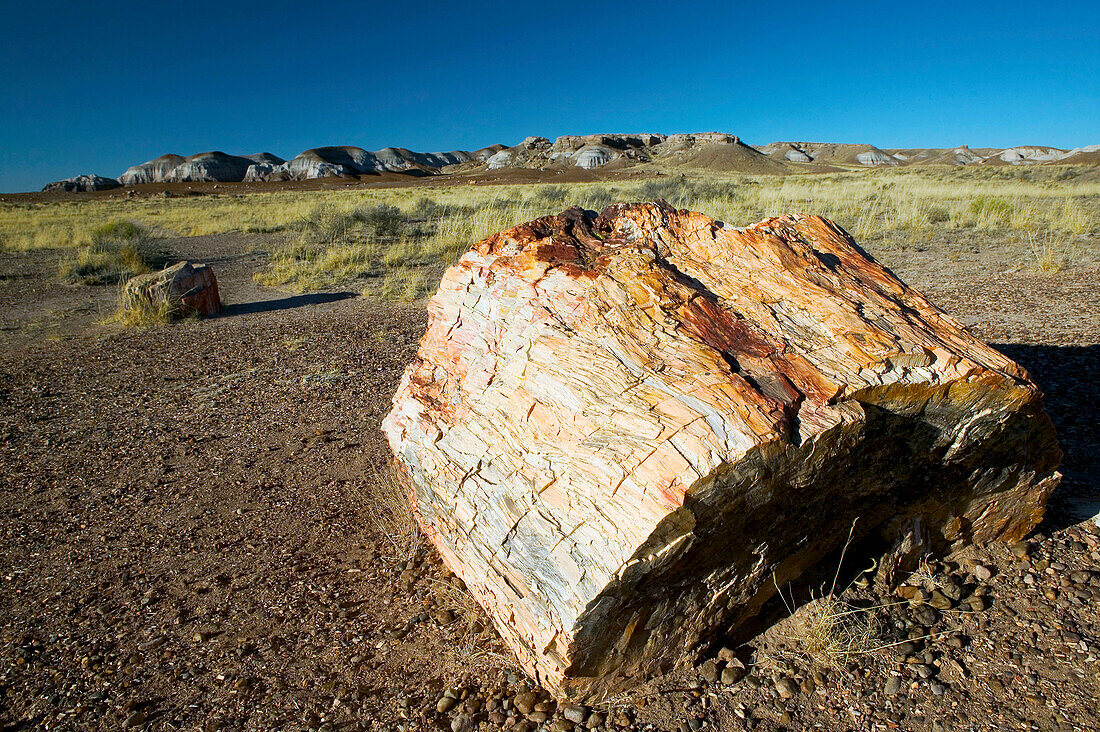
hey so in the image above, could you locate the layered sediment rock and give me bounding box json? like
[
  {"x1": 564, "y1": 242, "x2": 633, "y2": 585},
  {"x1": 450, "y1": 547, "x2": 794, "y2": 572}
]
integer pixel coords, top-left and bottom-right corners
[
  {"x1": 42, "y1": 174, "x2": 120, "y2": 192},
  {"x1": 119, "y1": 154, "x2": 187, "y2": 185},
  {"x1": 384, "y1": 202, "x2": 1060, "y2": 699},
  {"x1": 164, "y1": 152, "x2": 263, "y2": 183},
  {"x1": 118, "y1": 152, "x2": 285, "y2": 184}
]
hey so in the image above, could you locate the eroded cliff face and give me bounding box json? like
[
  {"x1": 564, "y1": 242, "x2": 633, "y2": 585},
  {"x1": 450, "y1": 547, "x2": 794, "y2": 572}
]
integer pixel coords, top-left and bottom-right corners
[{"x1": 383, "y1": 202, "x2": 1060, "y2": 699}]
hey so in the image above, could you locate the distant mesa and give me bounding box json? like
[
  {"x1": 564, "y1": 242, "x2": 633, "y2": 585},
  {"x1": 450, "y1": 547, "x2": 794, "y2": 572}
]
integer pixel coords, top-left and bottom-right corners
[
  {"x1": 42, "y1": 133, "x2": 1100, "y2": 192},
  {"x1": 989, "y1": 146, "x2": 1067, "y2": 165},
  {"x1": 759, "y1": 142, "x2": 901, "y2": 167},
  {"x1": 472, "y1": 132, "x2": 786, "y2": 174},
  {"x1": 42, "y1": 174, "x2": 121, "y2": 193},
  {"x1": 1058, "y1": 144, "x2": 1100, "y2": 165},
  {"x1": 119, "y1": 152, "x2": 285, "y2": 185}
]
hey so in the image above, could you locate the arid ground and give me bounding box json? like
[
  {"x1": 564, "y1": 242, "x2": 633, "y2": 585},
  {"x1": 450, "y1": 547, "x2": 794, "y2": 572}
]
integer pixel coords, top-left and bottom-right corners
[{"x1": 1, "y1": 171, "x2": 1098, "y2": 731}]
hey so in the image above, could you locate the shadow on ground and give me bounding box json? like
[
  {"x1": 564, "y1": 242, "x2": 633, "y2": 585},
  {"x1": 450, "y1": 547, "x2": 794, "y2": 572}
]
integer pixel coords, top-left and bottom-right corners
[
  {"x1": 218, "y1": 291, "x2": 357, "y2": 317},
  {"x1": 993, "y1": 343, "x2": 1100, "y2": 533}
]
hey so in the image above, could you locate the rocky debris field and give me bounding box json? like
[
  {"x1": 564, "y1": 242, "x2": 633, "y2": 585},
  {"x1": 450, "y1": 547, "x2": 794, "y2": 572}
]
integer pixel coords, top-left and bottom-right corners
[{"x1": 0, "y1": 227, "x2": 1098, "y2": 731}]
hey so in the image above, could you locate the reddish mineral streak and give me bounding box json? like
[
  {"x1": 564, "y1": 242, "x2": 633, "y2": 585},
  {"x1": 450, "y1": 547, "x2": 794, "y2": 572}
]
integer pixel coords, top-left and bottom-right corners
[{"x1": 384, "y1": 202, "x2": 1060, "y2": 700}]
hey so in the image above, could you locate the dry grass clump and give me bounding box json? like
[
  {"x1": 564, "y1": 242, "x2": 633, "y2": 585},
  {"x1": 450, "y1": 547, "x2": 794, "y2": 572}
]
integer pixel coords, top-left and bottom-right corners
[
  {"x1": 773, "y1": 521, "x2": 884, "y2": 669},
  {"x1": 253, "y1": 202, "x2": 413, "y2": 292},
  {"x1": 1029, "y1": 231, "x2": 1074, "y2": 272},
  {"x1": 365, "y1": 461, "x2": 419, "y2": 564},
  {"x1": 113, "y1": 288, "x2": 176, "y2": 328},
  {"x1": 782, "y1": 593, "x2": 881, "y2": 670},
  {"x1": 59, "y1": 220, "x2": 167, "y2": 285}
]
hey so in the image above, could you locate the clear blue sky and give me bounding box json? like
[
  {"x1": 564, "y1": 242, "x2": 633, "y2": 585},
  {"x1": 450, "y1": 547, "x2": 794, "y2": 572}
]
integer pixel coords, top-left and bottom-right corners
[{"x1": 2, "y1": 0, "x2": 1097, "y2": 192}]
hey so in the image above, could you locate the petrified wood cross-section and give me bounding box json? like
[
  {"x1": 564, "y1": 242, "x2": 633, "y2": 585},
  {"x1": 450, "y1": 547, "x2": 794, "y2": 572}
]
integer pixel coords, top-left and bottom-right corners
[{"x1": 383, "y1": 202, "x2": 1060, "y2": 699}]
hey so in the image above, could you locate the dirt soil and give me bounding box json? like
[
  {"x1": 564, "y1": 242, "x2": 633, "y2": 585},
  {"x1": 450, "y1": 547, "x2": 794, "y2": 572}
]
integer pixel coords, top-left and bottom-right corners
[{"x1": 0, "y1": 219, "x2": 1098, "y2": 732}]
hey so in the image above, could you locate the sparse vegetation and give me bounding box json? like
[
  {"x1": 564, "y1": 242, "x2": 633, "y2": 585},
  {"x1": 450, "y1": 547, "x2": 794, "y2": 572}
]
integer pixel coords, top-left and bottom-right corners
[
  {"x1": 772, "y1": 522, "x2": 884, "y2": 669},
  {"x1": 59, "y1": 220, "x2": 167, "y2": 285},
  {"x1": 364, "y1": 460, "x2": 419, "y2": 564},
  {"x1": 112, "y1": 286, "x2": 176, "y2": 327},
  {"x1": 782, "y1": 593, "x2": 882, "y2": 670},
  {"x1": 1029, "y1": 230, "x2": 1074, "y2": 272},
  {"x1": 4, "y1": 167, "x2": 1096, "y2": 299}
]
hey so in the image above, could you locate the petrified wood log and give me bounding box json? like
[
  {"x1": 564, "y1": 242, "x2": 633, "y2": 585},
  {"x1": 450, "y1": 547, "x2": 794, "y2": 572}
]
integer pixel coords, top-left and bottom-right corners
[
  {"x1": 122, "y1": 261, "x2": 220, "y2": 318},
  {"x1": 383, "y1": 202, "x2": 1060, "y2": 699}
]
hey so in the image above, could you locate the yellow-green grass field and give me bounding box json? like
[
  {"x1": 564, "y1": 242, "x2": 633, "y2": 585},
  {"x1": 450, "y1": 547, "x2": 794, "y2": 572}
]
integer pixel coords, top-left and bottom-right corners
[{"x1": 2, "y1": 167, "x2": 1097, "y2": 298}]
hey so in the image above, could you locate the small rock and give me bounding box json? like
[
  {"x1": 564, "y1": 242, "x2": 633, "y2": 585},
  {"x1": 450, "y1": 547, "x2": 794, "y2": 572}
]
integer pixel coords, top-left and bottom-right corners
[
  {"x1": 895, "y1": 584, "x2": 921, "y2": 600},
  {"x1": 928, "y1": 590, "x2": 954, "y2": 611},
  {"x1": 1070, "y1": 570, "x2": 1093, "y2": 584},
  {"x1": 437, "y1": 697, "x2": 456, "y2": 714},
  {"x1": 915, "y1": 664, "x2": 936, "y2": 679},
  {"x1": 894, "y1": 641, "x2": 918, "y2": 656},
  {"x1": 563, "y1": 704, "x2": 589, "y2": 724},
  {"x1": 940, "y1": 577, "x2": 963, "y2": 601},
  {"x1": 123, "y1": 711, "x2": 146, "y2": 728},
  {"x1": 966, "y1": 595, "x2": 987, "y2": 612},
  {"x1": 699, "y1": 659, "x2": 719, "y2": 683},
  {"x1": 586, "y1": 712, "x2": 605, "y2": 729},
  {"x1": 973, "y1": 564, "x2": 992, "y2": 582},
  {"x1": 930, "y1": 682, "x2": 946, "y2": 696},
  {"x1": 775, "y1": 677, "x2": 798, "y2": 698},
  {"x1": 513, "y1": 691, "x2": 538, "y2": 715},
  {"x1": 721, "y1": 666, "x2": 747, "y2": 685},
  {"x1": 1011, "y1": 541, "x2": 1031, "y2": 558},
  {"x1": 551, "y1": 720, "x2": 575, "y2": 732},
  {"x1": 911, "y1": 605, "x2": 939, "y2": 626},
  {"x1": 451, "y1": 712, "x2": 473, "y2": 732},
  {"x1": 884, "y1": 676, "x2": 902, "y2": 696}
]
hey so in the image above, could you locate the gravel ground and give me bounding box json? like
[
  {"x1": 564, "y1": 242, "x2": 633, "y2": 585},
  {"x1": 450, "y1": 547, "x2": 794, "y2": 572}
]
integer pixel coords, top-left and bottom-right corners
[{"x1": 0, "y1": 227, "x2": 1097, "y2": 731}]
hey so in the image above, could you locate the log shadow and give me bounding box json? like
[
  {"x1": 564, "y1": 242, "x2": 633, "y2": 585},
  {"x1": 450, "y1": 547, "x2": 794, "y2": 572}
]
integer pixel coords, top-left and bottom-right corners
[
  {"x1": 992, "y1": 343, "x2": 1100, "y2": 534},
  {"x1": 217, "y1": 291, "x2": 357, "y2": 317}
]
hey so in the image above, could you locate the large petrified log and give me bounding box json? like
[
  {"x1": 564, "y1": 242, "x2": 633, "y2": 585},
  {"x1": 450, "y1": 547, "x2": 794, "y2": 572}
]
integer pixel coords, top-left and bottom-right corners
[{"x1": 383, "y1": 202, "x2": 1060, "y2": 699}]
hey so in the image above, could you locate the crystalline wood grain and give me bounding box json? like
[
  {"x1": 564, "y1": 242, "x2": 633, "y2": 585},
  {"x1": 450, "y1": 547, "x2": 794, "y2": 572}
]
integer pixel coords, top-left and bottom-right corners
[{"x1": 382, "y1": 202, "x2": 1061, "y2": 699}]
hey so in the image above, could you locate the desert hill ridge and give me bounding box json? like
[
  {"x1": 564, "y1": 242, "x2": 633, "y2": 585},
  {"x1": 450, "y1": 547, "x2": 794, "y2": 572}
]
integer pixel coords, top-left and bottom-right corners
[{"x1": 42, "y1": 133, "x2": 1099, "y2": 191}]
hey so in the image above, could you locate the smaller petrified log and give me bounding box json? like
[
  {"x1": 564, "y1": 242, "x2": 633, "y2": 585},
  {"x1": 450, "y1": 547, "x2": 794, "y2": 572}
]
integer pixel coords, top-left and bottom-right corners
[
  {"x1": 383, "y1": 202, "x2": 1060, "y2": 700},
  {"x1": 122, "y1": 261, "x2": 220, "y2": 318}
]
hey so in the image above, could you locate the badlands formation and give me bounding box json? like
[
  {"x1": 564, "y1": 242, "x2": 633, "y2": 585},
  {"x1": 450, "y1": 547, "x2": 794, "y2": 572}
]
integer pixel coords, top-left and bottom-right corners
[{"x1": 41, "y1": 134, "x2": 1100, "y2": 191}]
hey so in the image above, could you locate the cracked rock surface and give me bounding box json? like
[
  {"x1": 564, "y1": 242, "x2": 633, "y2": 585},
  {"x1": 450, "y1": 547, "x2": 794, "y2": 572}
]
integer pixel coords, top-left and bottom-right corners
[{"x1": 383, "y1": 202, "x2": 1061, "y2": 700}]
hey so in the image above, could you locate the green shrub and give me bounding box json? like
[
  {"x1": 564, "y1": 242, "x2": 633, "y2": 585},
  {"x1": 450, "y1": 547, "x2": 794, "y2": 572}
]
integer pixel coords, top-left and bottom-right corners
[
  {"x1": 352, "y1": 203, "x2": 406, "y2": 239},
  {"x1": 60, "y1": 220, "x2": 167, "y2": 285},
  {"x1": 302, "y1": 203, "x2": 356, "y2": 245}
]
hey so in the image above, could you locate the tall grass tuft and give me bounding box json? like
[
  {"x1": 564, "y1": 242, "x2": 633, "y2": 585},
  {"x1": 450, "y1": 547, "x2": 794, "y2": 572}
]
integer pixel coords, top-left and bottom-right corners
[{"x1": 59, "y1": 220, "x2": 167, "y2": 285}]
